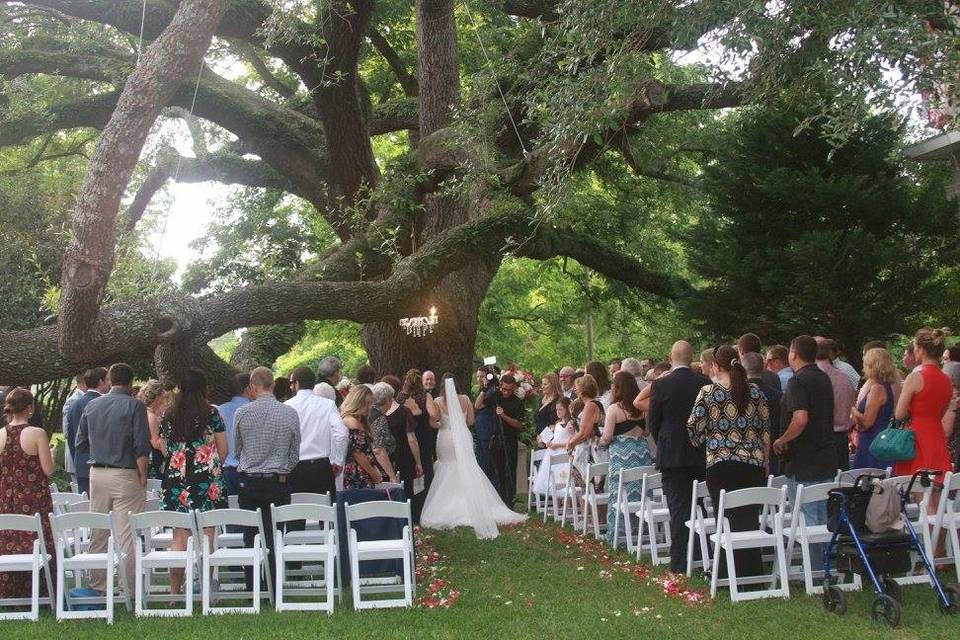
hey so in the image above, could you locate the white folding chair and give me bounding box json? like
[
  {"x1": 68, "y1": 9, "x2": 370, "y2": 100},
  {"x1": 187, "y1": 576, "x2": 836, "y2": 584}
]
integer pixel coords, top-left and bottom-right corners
[
  {"x1": 608, "y1": 465, "x2": 651, "y2": 551},
  {"x1": 558, "y1": 464, "x2": 582, "y2": 529},
  {"x1": 51, "y1": 511, "x2": 117, "y2": 623},
  {"x1": 783, "y1": 483, "x2": 860, "y2": 595},
  {"x1": 544, "y1": 453, "x2": 570, "y2": 523},
  {"x1": 146, "y1": 479, "x2": 163, "y2": 494},
  {"x1": 196, "y1": 508, "x2": 272, "y2": 615},
  {"x1": 344, "y1": 500, "x2": 415, "y2": 610},
  {"x1": 634, "y1": 471, "x2": 672, "y2": 564},
  {"x1": 65, "y1": 500, "x2": 91, "y2": 513},
  {"x1": 836, "y1": 467, "x2": 888, "y2": 485},
  {"x1": 290, "y1": 492, "x2": 333, "y2": 506},
  {"x1": 0, "y1": 514, "x2": 54, "y2": 621},
  {"x1": 128, "y1": 510, "x2": 198, "y2": 617},
  {"x1": 885, "y1": 474, "x2": 936, "y2": 586},
  {"x1": 686, "y1": 479, "x2": 715, "y2": 577},
  {"x1": 70, "y1": 480, "x2": 80, "y2": 494},
  {"x1": 51, "y1": 492, "x2": 88, "y2": 517},
  {"x1": 760, "y1": 474, "x2": 791, "y2": 531},
  {"x1": 580, "y1": 462, "x2": 608, "y2": 538},
  {"x1": 710, "y1": 486, "x2": 790, "y2": 602},
  {"x1": 272, "y1": 503, "x2": 339, "y2": 613},
  {"x1": 528, "y1": 449, "x2": 550, "y2": 514},
  {"x1": 931, "y1": 471, "x2": 960, "y2": 581}
]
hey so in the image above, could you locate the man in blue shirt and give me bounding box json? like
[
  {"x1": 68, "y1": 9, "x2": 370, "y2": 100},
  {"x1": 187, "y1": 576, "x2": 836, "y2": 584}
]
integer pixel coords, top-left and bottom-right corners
[
  {"x1": 217, "y1": 373, "x2": 255, "y2": 497},
  {"x1": 66, "y1": 367, "x2": 109, "y2": 495}
]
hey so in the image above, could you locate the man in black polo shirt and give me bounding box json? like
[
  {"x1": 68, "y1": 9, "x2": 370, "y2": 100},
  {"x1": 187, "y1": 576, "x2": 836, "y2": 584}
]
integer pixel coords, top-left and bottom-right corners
[
  {"x1": 773, "y1": 335, "x2": 835, "y2": 535},
  {"x1": 484, "y1": 374, "x2": 525, "y2": 507}
]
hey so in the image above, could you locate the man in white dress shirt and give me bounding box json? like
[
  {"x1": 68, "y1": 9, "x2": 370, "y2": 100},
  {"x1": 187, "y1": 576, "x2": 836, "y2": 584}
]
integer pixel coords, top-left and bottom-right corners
[{"x1": 286, "y1": 366, "x2": 349, "y2": 498}]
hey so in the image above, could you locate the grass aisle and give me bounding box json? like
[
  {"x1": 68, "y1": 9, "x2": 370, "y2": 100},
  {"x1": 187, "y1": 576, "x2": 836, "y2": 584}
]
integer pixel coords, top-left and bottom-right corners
[{"x1": 5, "y1": 518, "x2": 958, "y2": 639}]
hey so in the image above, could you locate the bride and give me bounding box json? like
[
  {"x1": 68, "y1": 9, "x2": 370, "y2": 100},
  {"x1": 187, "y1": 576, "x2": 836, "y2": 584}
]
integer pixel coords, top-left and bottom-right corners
[{"x1": 420, "y1": 376, "x2": 526, "y2": 538}]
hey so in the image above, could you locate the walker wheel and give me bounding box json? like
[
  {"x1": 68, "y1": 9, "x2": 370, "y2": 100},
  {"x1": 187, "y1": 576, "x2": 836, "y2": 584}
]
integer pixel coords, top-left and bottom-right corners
[
  {"x1": 822, "y1": 586, "x2": 846, "y2": 615},
  {"x1": 939, "y1": 584, "x2": 960, "y2": 614},
  {"x1": 882, "y1": 577, "x2": 902, "y2": 603},
  {"x1": 871, "y1": 594, "x2": 901, "y2": 627}
]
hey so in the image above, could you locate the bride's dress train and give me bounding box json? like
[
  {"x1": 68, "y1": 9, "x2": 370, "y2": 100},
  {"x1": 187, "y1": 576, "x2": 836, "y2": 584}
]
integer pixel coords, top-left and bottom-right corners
[{"x1": 420, "y1": 379, "x2": 526, "y2": 539}]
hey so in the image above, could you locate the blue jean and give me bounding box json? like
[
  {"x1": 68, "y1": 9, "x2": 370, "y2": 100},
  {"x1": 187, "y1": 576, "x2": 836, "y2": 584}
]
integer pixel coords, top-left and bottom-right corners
[
  {"x1": 787, "y1": 475, "x2": 832, "y2": 565},
  {"x1": 475, "y1": 437, "x2": 496, "y2": 487}
]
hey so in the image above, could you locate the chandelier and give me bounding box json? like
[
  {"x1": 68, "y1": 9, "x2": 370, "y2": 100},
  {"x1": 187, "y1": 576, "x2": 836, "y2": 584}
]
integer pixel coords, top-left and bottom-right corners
[{"x1": 399, "y1": 306, "x2": 439, "y2": 337}]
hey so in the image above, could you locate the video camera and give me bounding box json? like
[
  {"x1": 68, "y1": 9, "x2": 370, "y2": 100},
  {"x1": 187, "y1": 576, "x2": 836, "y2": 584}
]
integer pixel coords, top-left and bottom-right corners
[{"x1": 481, "y1": 356, "x2": 501, "y2": 389}]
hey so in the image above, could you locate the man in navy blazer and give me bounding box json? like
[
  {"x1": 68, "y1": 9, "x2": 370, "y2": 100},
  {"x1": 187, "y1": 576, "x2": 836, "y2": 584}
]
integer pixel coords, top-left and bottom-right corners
[
  {"x1": 648, "y1": 340, "x2": 710, "y2": 573},
  {"x1": 66, "y1": 367, "x2": 109, "y2": 495}
]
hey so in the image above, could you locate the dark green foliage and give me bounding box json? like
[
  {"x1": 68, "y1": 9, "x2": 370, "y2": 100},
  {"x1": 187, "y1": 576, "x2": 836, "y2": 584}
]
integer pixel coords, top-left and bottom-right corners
[{"x1": 684, "y1": 103, "x2": 960, "y2": 353}]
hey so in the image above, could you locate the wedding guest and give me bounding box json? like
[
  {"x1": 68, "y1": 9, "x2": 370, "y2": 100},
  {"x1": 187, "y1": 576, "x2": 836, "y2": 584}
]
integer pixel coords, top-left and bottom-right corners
[
  {"x1": 218, "y1": 374, "x2": 254, "y2": 498},
  {"x1": 744, "y1": 353, "x2": 781, "y2": 473},
  {"x1": 534, "y1": 372, "x2": 560, "y2": 434},
  {"x1": 286, "y1": 366, "x2": 348, "y2": 499},
  {"x1": 688, "y1": 345, "x2": 769, "y2": 577},
  {"x1": 640, "y1": 358, "x2": 655, "y2": 378},
  {"x1": 137, "y1": 379, "x2": 168, "y2": 479},
  {"x1": 66, "y1": 366, "x2": 109, "y2": 495},
  {"x1": 832, "y1": 344, "x2": 862, "y2": 388},
  {"x1": 774, "y1": 336, "x2": 835, "y2": 545},
  {"x1": 764, "y1": 345, "x2": 794, "y2": 388},
  {"x1": 559, "y1": 366, "x2": 577, "y2": 400},
  {"x1": 945, "y1": 346, "x2": 960, "y2": 363},
  {"x1": 370, "y1": 383, "x2": 398, "y2": 482},
  {"x1": 378, "y1": 381, "x2": 424, "y2": 513},
  {"x1": 648, "y1": 340, "x2": 709, "y2": 573},
  {"x1": 75, "y1": 363, "x2": 150, "y2": 595},
  {"x1": 158, "y1": 369, "x2": 227, "y2": 595},
  {"x1": 487, "y1": 374, "x2": 526, "y2": 508},
  {"x1": 0, "y1": 388, "x2": 56, "y2": 599},
  {"x1": 586, "y1": 361, "x2": 613, "y2": 408},
  {"x1": 273, "y1": 377, "x2": 293, "y2": 403},
  {"x1": 700, "y1": 348, "x2": 716, "y2": 380},
  {"x1": 850, "y1": 348, "x2": 897, "y2": 469},
  {"x1": 894, "y1": 328, "x2": 952, "y2": 479},
  {"x1": 621, "y1": 358, "x2": 645, "y2": 388},
  {"x1": 341, "y1": 385, "x2": 382, "y2": 489},
  {"x1": 234, "y1": 366, "x2": 300, "y2": 592},
  {"x1": 532, "y1": 397, "x2": 574, "y2": 494},
  {"x1": 609, "y1": 358, "x2": 622, "y2": 376},
  {"x1": 316, "y1": 356, "x2": 344, "y2": 408},
  {"x1": 941, "y1": 361, "x2": 960, "y2": 466},
  {"x1": 61, "y1": 373, "x2": 85, "y2": 486},
  {"x1": 422, "y1": 370, "x2": 437, "y2": 397},
  {"x1": 398, "y1": 369, "x2": 439, "y2": 495},
  {"x1": 601, "y1": 371, "x2": 652, "y2": 547},
  {"x1": 356, "y1": 365, "x2": 377, "y2": 389},
  {"x1": 738, "y1": 333, "x2": 781, "y2": 392},
  {"x1": 816, "y1": 337, "x2": 857, "y2": 472},
  {"x1": 902, "y1": 343, "x2": 920, "y2": 373},
  {"x1": 565, "y1": 374, "x2": 604, "y2": 477}
]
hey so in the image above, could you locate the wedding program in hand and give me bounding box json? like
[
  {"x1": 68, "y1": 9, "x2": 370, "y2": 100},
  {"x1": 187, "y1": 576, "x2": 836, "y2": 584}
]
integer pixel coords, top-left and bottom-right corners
[{"x1": 420, "y1": 378, "x2": 526, "y2": 539}]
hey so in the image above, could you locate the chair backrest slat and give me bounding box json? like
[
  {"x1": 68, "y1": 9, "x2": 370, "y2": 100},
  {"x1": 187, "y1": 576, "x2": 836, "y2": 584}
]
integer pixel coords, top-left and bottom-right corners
[
  {"x1": 196, "y1": 508, "x2": 262, "y2": 530},
  {"x1": 721, "y1": 486, "x2": 785, "y2": 511},
  {"x1": 273, "y1": 503, "x2": 336, "y2": 526},
  {"x1": 129, "y1": 509, "x2": 196, "y2": 533},
  {"x1": 795, "y1": 482, "x2": 834, "y2": 505},
  {"x1": 51, "y1": 511, "x2": 112, "y2": 533},
  {"x1": 345, "y1": 500, "x2": 411, "y2": 525},
  {"x1": 0, "y1": 513, "x2": 43, "y2": 533},
  {"x1": 290, "y1": 492, "x2": 332, "y2": 506}
]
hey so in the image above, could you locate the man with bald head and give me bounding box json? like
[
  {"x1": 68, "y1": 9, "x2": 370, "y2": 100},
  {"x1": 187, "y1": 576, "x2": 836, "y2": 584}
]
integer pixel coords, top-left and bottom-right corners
[{"x1": 648, "y1": 340, "x2": 710, "y2": 572}]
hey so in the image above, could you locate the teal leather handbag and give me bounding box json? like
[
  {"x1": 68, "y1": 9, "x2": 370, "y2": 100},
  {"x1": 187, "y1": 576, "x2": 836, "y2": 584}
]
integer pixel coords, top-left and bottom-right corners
[{"x1": 868, "y1": 416, "x2": 916, "y2": 463}]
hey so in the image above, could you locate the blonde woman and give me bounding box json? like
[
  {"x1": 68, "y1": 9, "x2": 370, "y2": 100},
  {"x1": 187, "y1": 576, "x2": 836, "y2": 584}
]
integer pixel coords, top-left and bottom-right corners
[
  {"x1": 341, "y1": 385, "x2": 383, "y2": 488},
  {"x1": 535, "y1": 372, "x2": 560, "y2": 438},
  {"x1": 138, "y1": 379, "x2": 168, "y2": 477},
  {"x1": 850, "y1": 348, "x2": 898, "y2": 469}
]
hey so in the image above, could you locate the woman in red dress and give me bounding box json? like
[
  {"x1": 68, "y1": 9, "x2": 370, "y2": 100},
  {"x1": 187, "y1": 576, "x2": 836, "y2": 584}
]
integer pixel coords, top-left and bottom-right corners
[
  {"x1": 894, "y1": 327, "x2": 953, "y2": 478},
  {"x1": 0, "y1": 388, "x2": 56, "y2": 597}
]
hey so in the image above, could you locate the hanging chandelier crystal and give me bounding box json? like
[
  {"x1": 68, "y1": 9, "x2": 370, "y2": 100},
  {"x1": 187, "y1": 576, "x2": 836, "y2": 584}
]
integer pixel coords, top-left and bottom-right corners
[{"x1": 399, "y1": 306, "x2": 439, "y2": 337}]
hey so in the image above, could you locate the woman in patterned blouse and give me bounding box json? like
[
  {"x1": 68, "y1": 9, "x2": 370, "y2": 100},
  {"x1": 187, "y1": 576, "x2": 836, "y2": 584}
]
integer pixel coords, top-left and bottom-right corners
[{"x1": 687, "y1": 345, "x2": 770, "y2": 577}]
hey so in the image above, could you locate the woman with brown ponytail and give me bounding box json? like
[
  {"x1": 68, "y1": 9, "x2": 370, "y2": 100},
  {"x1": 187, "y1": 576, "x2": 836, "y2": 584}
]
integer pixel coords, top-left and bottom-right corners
[{"x1": 687, "y1": 345, "x2": 770, "y2": 577}]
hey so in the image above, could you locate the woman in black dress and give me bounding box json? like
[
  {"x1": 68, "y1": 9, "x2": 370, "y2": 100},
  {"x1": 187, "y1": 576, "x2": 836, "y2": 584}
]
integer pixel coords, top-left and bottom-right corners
[
  {"x1": 535, "y1": 372, "x2": 560, "y2": 436},
  {"x1": 381, "y1": 380, "x2": 424, "y2": 519},
  {"x1": 397, "y1": 369, "x2": 438, "y2": 492}
]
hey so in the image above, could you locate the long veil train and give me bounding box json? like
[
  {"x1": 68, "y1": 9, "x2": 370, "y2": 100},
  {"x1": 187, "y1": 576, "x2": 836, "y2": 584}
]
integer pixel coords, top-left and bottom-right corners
[{"x1": 420, "y1": 378, "x2": 526, "y2": 539}]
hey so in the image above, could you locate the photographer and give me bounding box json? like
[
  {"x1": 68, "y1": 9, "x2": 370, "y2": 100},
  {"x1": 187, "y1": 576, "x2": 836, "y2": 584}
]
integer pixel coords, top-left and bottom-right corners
[
  {"x1": 476, "y1": 372, "x2": 526, "y2": 507},
  {"x1": 474, "y1": 366, "x2": 500, "y2": 483}
]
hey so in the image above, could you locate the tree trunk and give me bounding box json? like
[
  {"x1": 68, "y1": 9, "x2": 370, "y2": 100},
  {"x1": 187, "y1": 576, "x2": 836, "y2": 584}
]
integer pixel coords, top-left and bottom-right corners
[{"x1": 363, "y1": 259, "x2": 498, "y2": 390}]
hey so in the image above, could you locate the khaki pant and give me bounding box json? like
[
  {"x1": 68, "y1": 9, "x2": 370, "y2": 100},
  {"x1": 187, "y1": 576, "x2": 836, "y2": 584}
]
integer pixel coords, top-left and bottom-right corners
[{"x1": 89, "y1": 467, "x2": 145, "y2": 595}]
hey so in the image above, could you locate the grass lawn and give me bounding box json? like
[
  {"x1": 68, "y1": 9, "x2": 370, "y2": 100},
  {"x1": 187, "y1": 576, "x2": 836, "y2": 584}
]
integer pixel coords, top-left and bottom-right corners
[{"x1": 3, "y1": 513, "x2": 958, "y2": 639}]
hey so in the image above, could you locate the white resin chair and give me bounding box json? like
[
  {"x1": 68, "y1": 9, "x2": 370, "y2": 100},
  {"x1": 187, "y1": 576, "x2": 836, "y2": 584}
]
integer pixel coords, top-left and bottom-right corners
[
  {"x1": 527, "y1": 448, "x2": 550, "y2": 513},
  {"x1": 710, "y1": 486, "x2": 790, "y2": 602},
  {"x1": 685, "y1": 480, "x2": 715, "y2": 577},
  {"x1": 931, "y1": 471, "x2": 960, "y2": 581},
  {"x1": 344, "y1": 500, "x2": 414, "y2": 610},
  {"x1": 783, "y1": 482, "x2": 860, "y2": 595},
  {"x1": 196, "y1": 508, "x2": 272, "y2": 615},
  {"x1": 0, "y1": 514, "x2": 54, "y2": 621},
  {"x1": 272, "y1": 503, "x2": 339, "y2": 613},
  {"x1": 51, "y1": 492, "x2": 88, "y2": 517},
  {"x1": 836, "y1": 467, "x2": 888, "y2": 485},
  {"x1": 51, "y1": 511, "x2": 117, "y2": 623},
  {"x1": 544, "y1": 453, "x2": 570, "y2": 523},
  {"x1": 633, "y1": 471, "x2": 672, "y2": 564},
  {"x1": 129, "y1": 510, "x2": 198, "y2": 617},
  {"x1": 580, "y1": 462, "x2": 608, "y2": 538},
  {"x1": 608, "y1": 465, "x2": 653, "y2": 551}
]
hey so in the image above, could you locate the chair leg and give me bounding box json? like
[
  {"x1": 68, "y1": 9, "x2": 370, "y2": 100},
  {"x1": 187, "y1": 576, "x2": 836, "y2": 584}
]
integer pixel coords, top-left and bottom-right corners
[
  {"x1": 725, "y1": 540, "x2": 739, "y2": 602},
  {"x1": 648, "y1": 512, "x2": 659, "y2": 565},
  {"x1": 951, "y1": 524, "x2": 960, "y2": 582},
  {"x1": 710, "y1": 534, "x2": 721, "y2": 598},
  {"x1": 800, "y1": 534, "x2": 815, "y2": 595},
  {"x1": 777, "y1": 538, "x2": 791, "y2": 599},
  {"x1": 31, "y1": 554, "x2": 40, "y2": 622},
  {"x1": 106, "y1": 548, "x2": 114, "y2": 624},
  {"x1": 686, "y1": 522, "x2": 695, "y2": 576},
  {"x1": 351, "y1": 550, "x2": 362, "y2": 610},
  {"x1": 56, "y1": 554, "x2": 65, "y2": 620},
  {"x1": 403, "y1": 545, "x2": 413, "y2": 607},
  {"x1": 275, "y1": 544, "x2": 284, "y2": 611},
  {"x1": 698, "y1": 526, "x2": 711, "y2": 577},
  {"x1": 252, "y1": 555, "x2": 261, "y2": 614},
  {"x1": 202, "y1": 552, "x2": 210, "y2": 615},
  {"x1": 325, "y1": 551, "x2": 335, "y2": 614}
]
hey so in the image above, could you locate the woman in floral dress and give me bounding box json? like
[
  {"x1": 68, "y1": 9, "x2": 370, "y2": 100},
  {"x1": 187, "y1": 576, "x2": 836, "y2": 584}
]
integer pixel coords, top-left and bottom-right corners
[
  {"x1": 0, "y1": 388, "x2": 56, "y2": 598},
  {"x1": 341, "y1": 385, "x2": 383, "y2": 489},
  {"x1": 159, "y1": 369, "x2": 227, "y2": 594}
]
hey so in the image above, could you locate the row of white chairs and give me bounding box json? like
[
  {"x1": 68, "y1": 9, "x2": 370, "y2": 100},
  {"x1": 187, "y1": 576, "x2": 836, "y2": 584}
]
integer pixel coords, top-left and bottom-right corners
[{"x1": 0, "y1": 495, "x2": 415, "y2": 622}]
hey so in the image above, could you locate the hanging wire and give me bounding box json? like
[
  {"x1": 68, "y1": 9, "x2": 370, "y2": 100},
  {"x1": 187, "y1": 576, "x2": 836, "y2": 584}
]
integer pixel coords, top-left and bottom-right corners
[
  {"x1": 136, "y1": 0, "x2": 148, "y2": 66},
  {"x1": 459, "y1": 0, "x2": 528, "y2": 156}
]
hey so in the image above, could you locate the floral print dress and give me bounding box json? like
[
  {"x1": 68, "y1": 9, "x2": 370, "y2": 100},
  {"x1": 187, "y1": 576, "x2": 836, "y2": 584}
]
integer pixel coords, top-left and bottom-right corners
[
  {"x1": 160, "y1": 407, "x2": 227, "y2": 512},
  {"x1": 343, "y1": 427, "x2": 376, "y2": 489}
]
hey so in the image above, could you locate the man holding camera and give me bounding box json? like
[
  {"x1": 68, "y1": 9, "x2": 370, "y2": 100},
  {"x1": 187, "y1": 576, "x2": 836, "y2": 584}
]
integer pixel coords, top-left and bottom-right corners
[{"x1": 475, "y1": 371, "x2": 525, "y2": 508}]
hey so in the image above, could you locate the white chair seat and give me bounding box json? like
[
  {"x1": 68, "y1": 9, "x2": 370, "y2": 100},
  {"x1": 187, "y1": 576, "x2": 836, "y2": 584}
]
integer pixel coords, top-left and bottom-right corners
[
  {"x1": 62, "y1": 552, "x2": 114, "y2": 569},
  {"x1": 0, "y1": 553, "x2": 47, "y2": 571},
  {"x1": 209, "y1": 548, "x2": 262, "y2": 564},
  {"x1": 141, "y1": 550, "x2": 192, "y2": 566},
  {"x1": 281, "y1": 544, "x2": 334, "y2": 561},
  {"x1": 356, "y1": 539, "x2": 407, "y2": 555},
  {"x1": 711, "y1": 530, "x2": 777, "y2": 548}
]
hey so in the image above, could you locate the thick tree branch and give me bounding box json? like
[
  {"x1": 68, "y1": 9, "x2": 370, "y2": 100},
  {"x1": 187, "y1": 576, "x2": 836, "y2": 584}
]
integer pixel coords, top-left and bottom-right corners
[
  {"x1": 58, "y1": 0, "x2": 231, "y2": 360},
  {"x1": 369, "y1": 97, "x2": 420, "y2": 135},
  {"x1": 368, "y1": 29, "x2": 419, "y2": 97},
  {"x1": 0, "y1": 91, "x2": 118, "y2": 146},
  {"x1": 234, "y1": 41, "x2": 298, "y2": 100}
]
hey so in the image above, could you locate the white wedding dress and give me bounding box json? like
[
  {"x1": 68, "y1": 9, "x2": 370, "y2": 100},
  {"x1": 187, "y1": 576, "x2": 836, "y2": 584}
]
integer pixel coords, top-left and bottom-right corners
[{"x1": 420, "y1": 378, "x2": 527, "y2": 539}]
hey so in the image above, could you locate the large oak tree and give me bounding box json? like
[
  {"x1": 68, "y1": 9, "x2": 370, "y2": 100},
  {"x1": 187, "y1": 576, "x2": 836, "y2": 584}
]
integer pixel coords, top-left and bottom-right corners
[{"x1": 0, "y1": 0, "x2": 955, "y2": 395}]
